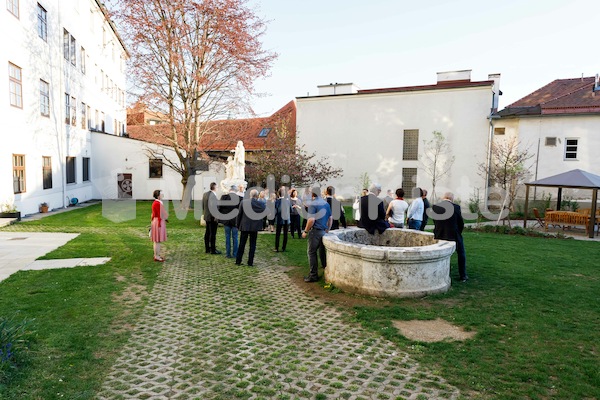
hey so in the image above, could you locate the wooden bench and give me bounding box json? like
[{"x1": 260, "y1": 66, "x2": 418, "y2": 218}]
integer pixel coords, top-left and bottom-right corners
[{"x1": 545, "y1": 211, "x2": 597, "y2": 236}]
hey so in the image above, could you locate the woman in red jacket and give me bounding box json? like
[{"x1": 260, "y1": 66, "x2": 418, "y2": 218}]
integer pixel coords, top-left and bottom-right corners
[{"x1": 151, "y1": 189, "x2": 168, "y2": 261}]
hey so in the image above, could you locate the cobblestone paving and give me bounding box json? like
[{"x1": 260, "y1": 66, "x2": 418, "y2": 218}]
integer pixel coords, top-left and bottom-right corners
[{"x1": 98, "y1": 243, "x2": 460, "y2": 400}]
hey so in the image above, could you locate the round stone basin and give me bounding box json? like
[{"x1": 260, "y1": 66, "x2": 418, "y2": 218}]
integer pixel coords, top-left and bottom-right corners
[{"x1": 323, "y1": 228, "x2": 456, "y2": 298}]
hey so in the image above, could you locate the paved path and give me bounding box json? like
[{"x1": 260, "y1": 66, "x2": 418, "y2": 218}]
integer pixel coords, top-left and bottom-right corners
[
  {"x1": 0, "y1": 232, "x2": 110, "y2": 282},
  {"x1": 97, "y1": 241, "x2": 459, "y2": 399}
]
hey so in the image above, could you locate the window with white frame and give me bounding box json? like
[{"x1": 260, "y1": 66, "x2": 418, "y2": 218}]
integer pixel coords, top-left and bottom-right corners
[
  {"x1": 40, "y1": 79, "x2": 49, "y2": 116},
  {"x1": 37, "y1": 3, "x2": 47, "y2": 41},
  {"x1": 81, "y1": 102, "x2": 86, "y2": 129},
  {"x1": 564, "y1": 138, "x2": 578, "y2": 160},
  {"x1": 80, "y1": 47, "x2": 86, "y2": 74},
  {"x1": 70, "y1": 96, "x2": 76, "y2": 126},
  {"x1": 13, "y1": 154, "x2": 25, "y2": 193},
  {"x1": 63, "y1": 29, "x2": 77, "y2": 66},
  {"x1": 7, "y1": 0, "x2": 19, "y2": 18},
  {"x1": 9, "y1": 62, "x2": 23, "y2": 108}
]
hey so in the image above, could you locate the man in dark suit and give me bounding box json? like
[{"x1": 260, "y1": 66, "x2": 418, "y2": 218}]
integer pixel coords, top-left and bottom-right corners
[
  {"x1": 431, "y1": 192, "x2": 468, "y2": 282},
  {"x1": 325, "y1": 186, "x2": 346, "y2": 230},
  {"x1": 218, "y1": 184, "x2": 241, "y2": 258},
  {"x1": 359, "y1": 183, "x2": 389, "y2": 234},
  {"x1": 202, "y1": 182, "x2": 221, "y2": 254},
  {"x1": 235, "y1": 189, "x2": 267, "y2": 267}
]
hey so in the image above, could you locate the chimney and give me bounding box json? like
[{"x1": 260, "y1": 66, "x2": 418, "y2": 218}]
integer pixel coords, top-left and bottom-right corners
[
  {"x1": 488, "y1": 73, "x2": 501, "y2": 112},
  {"x1": 436, "y1": 69, "x2": 472, "y2": 83},
  {"x1": 317, "y1": 83, "x2": 360, "y2": 96}
]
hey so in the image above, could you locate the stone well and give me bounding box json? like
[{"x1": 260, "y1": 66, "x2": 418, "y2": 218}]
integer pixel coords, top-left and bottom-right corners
[{"x1": 323, "y1": 228, "x2": 456, "y2": 298}]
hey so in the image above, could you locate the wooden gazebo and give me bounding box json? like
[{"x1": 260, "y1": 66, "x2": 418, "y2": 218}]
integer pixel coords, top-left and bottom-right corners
[{"x1": 523, "y1": 169, "x2": 600, "y2": 238}]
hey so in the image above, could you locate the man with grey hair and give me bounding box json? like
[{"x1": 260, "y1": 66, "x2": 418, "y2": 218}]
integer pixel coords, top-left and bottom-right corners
[
  {"x1": 359, "y1": 183, "x2": 389, "y2": 234},
  {"x1": 431, "y1": 192, "x2": 468, "y2": 282}
]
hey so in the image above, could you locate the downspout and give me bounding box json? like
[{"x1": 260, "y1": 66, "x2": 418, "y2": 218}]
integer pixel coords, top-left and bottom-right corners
[
  {"x1": 485, "y1": 116, "x2": 494, "y2": 209},
  {"x1": 58, "y1": 0, "x2": 67, "y2": 209}
]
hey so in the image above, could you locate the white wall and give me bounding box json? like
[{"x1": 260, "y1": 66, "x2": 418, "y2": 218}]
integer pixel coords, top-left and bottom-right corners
[
  {"x1": 0, "y1": 0, "x2": 127, "y2": 216},
  {"x1": 494, "y1": 114, "x2": 600, "y2": 201},
  {"x1": 296, "y1": 86, "x2": 494, "y2": 202},
  {"x1": 91, "y1": 133, "x2": 224, "y2": 202}
]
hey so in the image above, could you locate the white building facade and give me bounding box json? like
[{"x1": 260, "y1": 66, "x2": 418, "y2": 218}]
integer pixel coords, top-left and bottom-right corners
[
  {"x1": 1, "y1": 0, "x2": 127, "y2": 215},
  {"x1": 296, "y1": 70, "x2": 501, "y2": 203},
  {"x1": 494, "y1": 76, "x2": 600, "y2": 198}
]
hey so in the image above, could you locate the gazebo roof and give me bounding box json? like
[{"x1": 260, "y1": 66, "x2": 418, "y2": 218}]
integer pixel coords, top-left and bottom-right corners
[{"x1": 526, "y1": 169, "x2": 600, "y2": 189}]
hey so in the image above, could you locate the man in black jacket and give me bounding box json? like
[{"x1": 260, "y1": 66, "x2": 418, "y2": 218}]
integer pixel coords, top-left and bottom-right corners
[
  {"x1": 325, "y1": 186, "x2": 346, "y2": 230},
  {"x1": 202, "y1": 182, "x2": 221, "y2": 254},
  {"x1": 431, "y1": 192, "x2": 468, "y2": 282},
  {"x1": 235, "y1": 189, "x2": 267, "y2": 267},
  {"x1": 359, "y1": 183, "x2": 389, "y2": 235},
  {"x1": 218, "y1": 185, "x2": 241, "y2": 258}
]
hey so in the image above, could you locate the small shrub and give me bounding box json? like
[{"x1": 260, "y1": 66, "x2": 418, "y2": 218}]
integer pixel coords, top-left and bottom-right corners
[{"x1": 0, "y1": 314, "x2": 34, "y2": 383}]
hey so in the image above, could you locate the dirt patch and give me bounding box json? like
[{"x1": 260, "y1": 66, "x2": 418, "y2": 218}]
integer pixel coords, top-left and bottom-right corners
[
  {"x1": 393, "y1": 318, "x2": 476, "y2": 342},
  {"x1": 286, "y1": 266, "x2": 391, "y2": 308}
]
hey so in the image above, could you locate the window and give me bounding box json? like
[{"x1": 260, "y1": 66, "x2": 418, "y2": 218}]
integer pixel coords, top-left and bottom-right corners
[
  {"x1": 63, "y1": 29, "x2": 69, "y2": 60},
  {"x1": 101, "y1": 112, "x2": 105, "y2": 131},
  {"x1": 94, "y1": 109, "x2": 99, "y2": 130},
  {"x1": 7, "y1": 0, "x2": 18, "y2": 18},
  {"x1": 63, "y1": 29, "x2": 77, "y2": 66},
  {"x1": 82, "y1": 157, "x2": 90, "y2": 181},
  {"x1": 37, "y1": 4, "x2": 47, "y2": 41},
  {"x1": 70, "y1": 34, "x2": 76, "y2": 65},
  {"x1": 494, "y1": 127, "x2": 506, "y2": 135},
  {"x1": 13, "y1": 154, "x2": 25, "y2": 193},
  {"x1": 86, "y1": 105, "x2": 91, "y2": 129},
  {"x1": 40, "y1": 80, "x2": 49, "y2": 116},
  {"x1": 402, "y1": 129, "x2": 419, "y2": 160},
  {"x1": 402, "y1": 168, "x2": 417, "y2": 198},
  {"x1": 81, "y1": 102, "x2": 86, "y2": 128},
  {"x1": 42, "y1": 156, "x2": 52, "y2": 189},
  {"x1": 66, "y1": 156, "x2": 76, "y2": 184},
  {"x1": 564, "y1": 138, "x2": 578, "y2": 160},
  {"x1": 64, "y1": 93, "x2": 70, "y2": 123},
  {"x1": 70, "y1": 96, "x2": 76, "y2": 126},
  {"x1": 9, "y1": 62, "x2": 22, "y2": 108},
  {"x1": 258, "y1": 127, "x2": 271, "y2": 137},
  {"x1": 149, "y1": 159, "x2": 163, "y2": 178},
  {"x1": 80, "y1": 47, "x2": 85, "y2": 74},
  {"x1": 545, "y1": 137, "x2": 557, "y2": 146}
]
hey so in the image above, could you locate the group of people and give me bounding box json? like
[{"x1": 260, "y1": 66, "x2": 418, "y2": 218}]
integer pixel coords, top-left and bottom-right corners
[
  {"x1": 357, "y1": 183, "x2": 468, "y2": 282},
  {"x1": 150, "y1": 181, "x2": 467, "y2": 284}
]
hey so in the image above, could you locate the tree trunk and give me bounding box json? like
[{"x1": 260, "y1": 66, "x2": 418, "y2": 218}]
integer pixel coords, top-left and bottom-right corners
[{"x1": 180, "y1": 173, "x2": 196, "y2": 211}]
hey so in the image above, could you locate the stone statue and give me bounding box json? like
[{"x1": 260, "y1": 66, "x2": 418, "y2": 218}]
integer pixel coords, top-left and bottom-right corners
[
  {"x1": 232, "y1": 140, "x2": 245, "y2": 181},
  {"x1": 225, "y1": 156, "x2": 234, "y2": 181},
  {"x1": 220, "y1": 141, "x2": 247, "y2": 193}
]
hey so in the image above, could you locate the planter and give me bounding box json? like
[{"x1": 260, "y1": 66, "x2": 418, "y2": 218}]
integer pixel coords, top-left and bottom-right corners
[
  {"x1": 40, "y1": 205, "x2": 49, "y2": 213},
  {"x1": 0, "y1": 211, "x2": 21, "y2": 221}
]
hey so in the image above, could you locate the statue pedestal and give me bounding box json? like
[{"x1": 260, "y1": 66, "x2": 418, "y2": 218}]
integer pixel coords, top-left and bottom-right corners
[{"x1": 220, "y1": 179, "x2": 247, "y2": 194}]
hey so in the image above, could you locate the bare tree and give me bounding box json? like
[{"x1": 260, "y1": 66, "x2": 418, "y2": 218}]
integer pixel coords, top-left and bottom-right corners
[
  {"x1": 109, "y1": 0, "x2": 276, "y2": 206},
  {"x1": 479, "y1": 136, "x2": 534, "y2": 225},
  {"x1": 422, "y1": 131, "x2": 455, "y2": 203}
]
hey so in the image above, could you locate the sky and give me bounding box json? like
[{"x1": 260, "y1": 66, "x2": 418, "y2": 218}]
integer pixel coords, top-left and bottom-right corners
[{"x1": 247, "y1": 0, "x2": 598, "y2": 116}]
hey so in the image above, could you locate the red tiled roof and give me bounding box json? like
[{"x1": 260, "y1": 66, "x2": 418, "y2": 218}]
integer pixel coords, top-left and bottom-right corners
[
  {"x1": 127, "y1": 101, "x2": 296, "y2": 152},
  {"x1": 499, "y1": 77, "x2": 600, "y2": 117}
]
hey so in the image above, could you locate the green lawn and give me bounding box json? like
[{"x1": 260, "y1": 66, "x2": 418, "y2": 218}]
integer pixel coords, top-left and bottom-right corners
[{"x1": 1, "y1": 202, "x2": 599, "y2": 399}]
